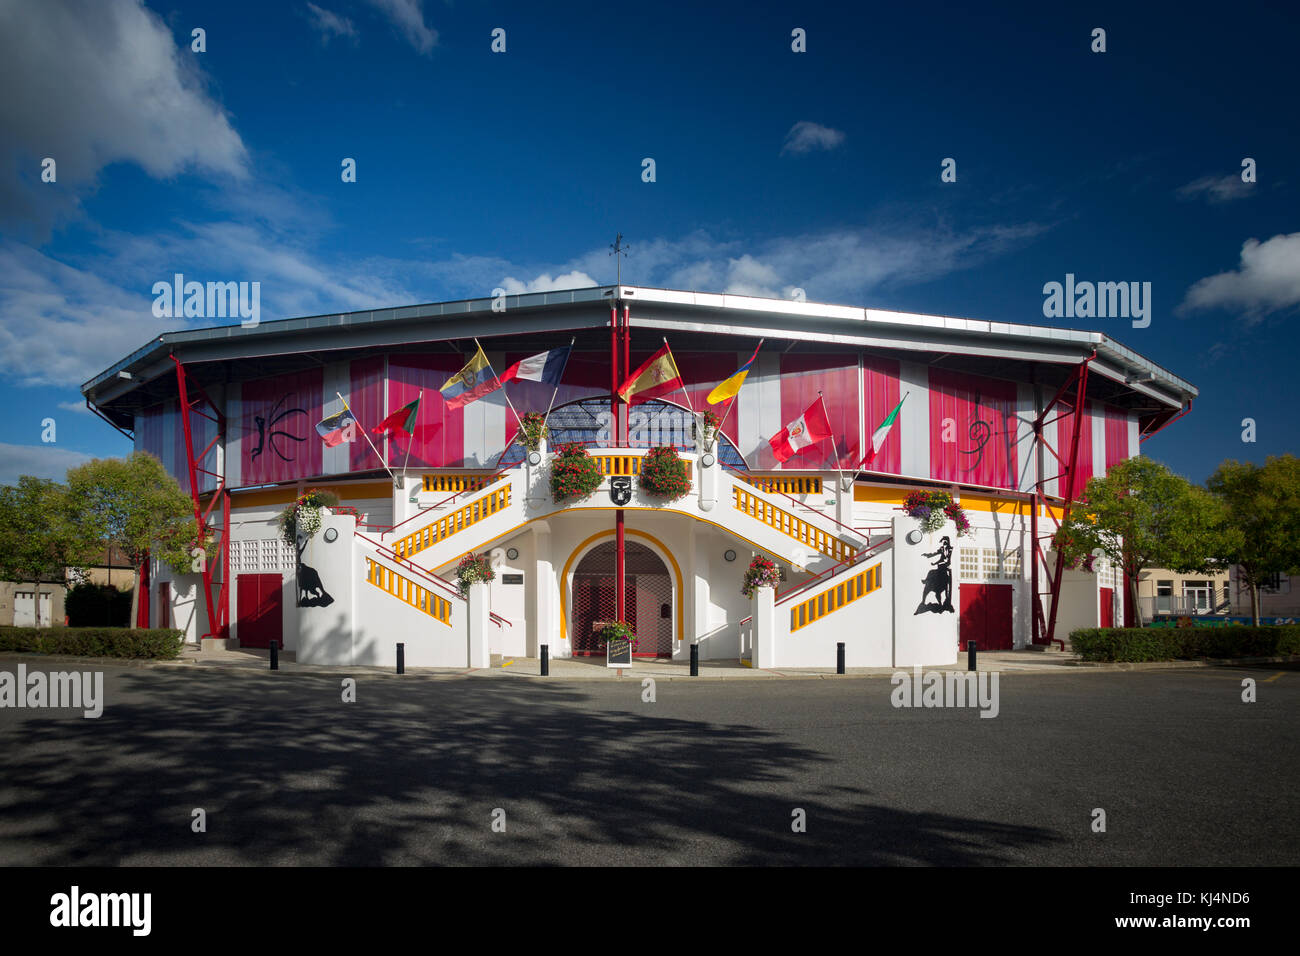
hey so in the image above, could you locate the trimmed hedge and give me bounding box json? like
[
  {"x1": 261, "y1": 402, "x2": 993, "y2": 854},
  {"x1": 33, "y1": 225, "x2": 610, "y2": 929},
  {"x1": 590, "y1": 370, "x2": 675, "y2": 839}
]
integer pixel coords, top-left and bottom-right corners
[
  {"x1": 0, "y1": 627, "x2": 184, "y2": 659},
  {"x1": 1070, "y1": 626, "x2": 1300, "y2": 662},
  {"x1": 66, "y1": 582, "x2": 133, "y2": 628}
]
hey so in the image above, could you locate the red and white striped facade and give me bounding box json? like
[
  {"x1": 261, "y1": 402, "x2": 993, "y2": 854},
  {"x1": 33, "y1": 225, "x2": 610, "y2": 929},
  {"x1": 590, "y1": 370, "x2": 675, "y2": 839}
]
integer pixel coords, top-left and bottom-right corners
[{"x1": 84, "y1": 285, "x2": 1196, "y2": 666}]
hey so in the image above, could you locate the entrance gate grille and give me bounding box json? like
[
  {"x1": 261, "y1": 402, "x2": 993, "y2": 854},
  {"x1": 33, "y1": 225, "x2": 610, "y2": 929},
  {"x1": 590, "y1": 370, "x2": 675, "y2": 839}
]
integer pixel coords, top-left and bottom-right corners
[{"x1": 572, "y1": 541, "x2": 673, "y2": 657}]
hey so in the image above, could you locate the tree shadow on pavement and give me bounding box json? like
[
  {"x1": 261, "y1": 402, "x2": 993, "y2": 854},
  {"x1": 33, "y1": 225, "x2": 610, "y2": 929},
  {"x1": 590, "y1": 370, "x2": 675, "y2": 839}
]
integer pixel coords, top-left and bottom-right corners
[{"x1": 0, "y1": 663, "x2": 1063, "y2": 866}]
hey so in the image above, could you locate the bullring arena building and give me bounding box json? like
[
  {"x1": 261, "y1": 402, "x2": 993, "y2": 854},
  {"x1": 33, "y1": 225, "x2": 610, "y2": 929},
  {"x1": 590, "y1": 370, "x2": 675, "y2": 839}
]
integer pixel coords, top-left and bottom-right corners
[{"x1": 80, "y1": 286, "x2": 1196, "y2": 669}]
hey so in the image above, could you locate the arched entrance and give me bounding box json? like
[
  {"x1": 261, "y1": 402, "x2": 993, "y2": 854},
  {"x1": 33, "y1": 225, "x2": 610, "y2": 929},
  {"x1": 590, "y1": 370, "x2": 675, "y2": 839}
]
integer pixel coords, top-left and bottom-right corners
[{"x1": 571, "y1": 541, "x2": 673, "y2": 657}]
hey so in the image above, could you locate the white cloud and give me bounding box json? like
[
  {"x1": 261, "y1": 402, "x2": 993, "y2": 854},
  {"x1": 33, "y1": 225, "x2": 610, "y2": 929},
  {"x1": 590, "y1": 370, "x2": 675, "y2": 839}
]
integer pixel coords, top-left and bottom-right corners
[
  {"x1": 0, "y1": 0, "x2": 248, "y2": 231},
  {"x1": 57, "y1": 401, "x2": 94, "y2": 415},
  {"x1": 1, "y1": 218, "x2": 1043, "y2": 391},
  {"x1": 305, "y1": 3, "x2": 358, "y2": 44},
  {"x1": 1176, "y1": 174, "x2": 1253, "y2": 204},
  {"x1": 0, "y1": 241, "x2": 167, "y2": 388},
  {"x1": 781, "y1": 121, "x2": 846, "y2": 156},
  {"x1": 0, "y1": 443, "x2": 94, "y2": 485},
  {"x1": 1181, "y1": 233, "x2": 1300, "y2": 321},
  {"x1": 496, "y1": 271, "x2": 598, "y2": 295},
  {"x1": 365, "y1": 0, "x2": 438, "y2": 55}
]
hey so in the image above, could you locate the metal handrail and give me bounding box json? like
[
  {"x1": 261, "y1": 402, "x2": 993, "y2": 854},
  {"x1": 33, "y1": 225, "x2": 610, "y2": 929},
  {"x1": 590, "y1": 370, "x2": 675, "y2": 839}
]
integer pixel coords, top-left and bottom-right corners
[
  {"x1": 357, "y1": 531, "x2": 513, "y2": 628},
  {"x1": 721, "y1": 465, "x2": 865, "y2": 541},
  {"x1": 774, "y1": 537, "x2": 892, "y2": 607}
]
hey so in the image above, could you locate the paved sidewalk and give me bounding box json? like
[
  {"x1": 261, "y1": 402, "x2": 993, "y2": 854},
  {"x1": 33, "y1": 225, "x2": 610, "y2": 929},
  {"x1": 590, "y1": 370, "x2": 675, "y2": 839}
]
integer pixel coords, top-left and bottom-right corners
[{"x1": 141, "y1": 644, "x2": 1296, "y2": 680}]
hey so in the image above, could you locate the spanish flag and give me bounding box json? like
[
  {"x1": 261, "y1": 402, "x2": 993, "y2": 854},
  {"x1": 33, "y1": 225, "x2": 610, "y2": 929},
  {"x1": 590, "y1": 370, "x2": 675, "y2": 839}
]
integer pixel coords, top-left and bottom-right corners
[
  {"x1": 707, "y1": 341, "x2": 762, "y2": 405},
  {"x1": 440, "y1": 346, "x2": 501, "y2": 409},
  {"x1": 617, "y1": 343, "x2": 683, "y2": 404}
]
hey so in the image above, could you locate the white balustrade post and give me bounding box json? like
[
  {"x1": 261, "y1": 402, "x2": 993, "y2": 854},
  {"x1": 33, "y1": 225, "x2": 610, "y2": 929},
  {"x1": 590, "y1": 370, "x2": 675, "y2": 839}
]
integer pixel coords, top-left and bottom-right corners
[
  {"x1": 467, "y1": 579, "x2": 491, "y2": 669},
  {"x1": 525, "y1": 437, "x2": 548, "y2": 503},
  {"x1": 751, "y1": 584, "x2": 777, "y2": 669}
]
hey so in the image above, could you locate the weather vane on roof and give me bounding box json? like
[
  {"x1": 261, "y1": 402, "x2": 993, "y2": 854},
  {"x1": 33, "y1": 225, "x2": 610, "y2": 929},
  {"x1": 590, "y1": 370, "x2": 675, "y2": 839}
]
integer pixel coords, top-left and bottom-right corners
[{"x1": 610, "y1": 233, "x2": 629, "y2": 287}]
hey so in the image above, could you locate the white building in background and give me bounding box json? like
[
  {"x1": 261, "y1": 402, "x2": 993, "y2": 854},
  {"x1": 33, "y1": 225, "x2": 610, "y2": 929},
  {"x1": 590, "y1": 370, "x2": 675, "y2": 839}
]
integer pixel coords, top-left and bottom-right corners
[{"x1": 81, "y1": 286, "x2": 1197, "y2": 667}]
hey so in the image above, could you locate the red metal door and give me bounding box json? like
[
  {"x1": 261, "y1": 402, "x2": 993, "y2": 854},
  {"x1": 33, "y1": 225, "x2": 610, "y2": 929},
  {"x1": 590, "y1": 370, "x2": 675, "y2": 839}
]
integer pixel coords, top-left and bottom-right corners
[
  {"x1": 236, "y1": 573, "x2": 282, "y2": 649},
  {"x1": 960, "y1": 583, "x2": 1013, "y2": 651},
  {"x1": 1099, "y1": 587, "x2": 1115, "y2": 628},
  {"x1": 984, "y1": 584, "x2": 1013, "y2": 650},
  {"x1": 572, "y1": 542, "x2": 672, "y2": 657},
  {"x1": 959, "y1": 583, "x2": 987, "y2": 650}
]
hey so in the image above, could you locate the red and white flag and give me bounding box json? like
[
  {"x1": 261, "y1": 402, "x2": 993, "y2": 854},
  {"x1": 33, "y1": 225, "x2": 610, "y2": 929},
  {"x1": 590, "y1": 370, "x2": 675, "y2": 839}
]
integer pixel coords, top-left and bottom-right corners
[{"x1": 768, "y1": 397, "x2": 833, "y2": 463}]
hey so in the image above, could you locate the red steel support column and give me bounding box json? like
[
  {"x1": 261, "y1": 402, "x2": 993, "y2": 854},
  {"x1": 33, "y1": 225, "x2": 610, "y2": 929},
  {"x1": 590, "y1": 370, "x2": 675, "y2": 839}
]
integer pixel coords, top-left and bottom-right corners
[
  {"x1": 171, "y1": 354, "x2": 226, "y2": 641},
  {"x1": 616, "y1": 509, "x2": 626, "y2": 623},
  {"x1": 621, "y1": 305, "x2": 630, "y2": 446},
  {"x1": 136, "y1": 554, "x2": 150, "y2": 628},
  {"x1": 1043, "y1": 358, "x2": 1092, "y2": 650},
  {"x1": 610, "y1": 305, "x2": 619, "y2": 445},
  {"x1": 1030, "y1": 493, "x2": 1040, "y2": 646}
]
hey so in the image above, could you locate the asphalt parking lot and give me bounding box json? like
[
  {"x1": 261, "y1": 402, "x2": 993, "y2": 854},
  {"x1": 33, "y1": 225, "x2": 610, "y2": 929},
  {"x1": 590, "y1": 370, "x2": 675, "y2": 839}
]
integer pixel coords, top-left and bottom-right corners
[{"x1": 1, "y1": 659, "x2": 1295, "y2": 865}]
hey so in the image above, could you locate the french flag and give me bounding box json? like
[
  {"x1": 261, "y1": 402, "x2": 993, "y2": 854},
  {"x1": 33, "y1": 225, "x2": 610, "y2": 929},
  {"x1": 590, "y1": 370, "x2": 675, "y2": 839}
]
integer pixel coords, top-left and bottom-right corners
[{"x1": 500, "y1": 346, "x2": 571, "y2": 386}]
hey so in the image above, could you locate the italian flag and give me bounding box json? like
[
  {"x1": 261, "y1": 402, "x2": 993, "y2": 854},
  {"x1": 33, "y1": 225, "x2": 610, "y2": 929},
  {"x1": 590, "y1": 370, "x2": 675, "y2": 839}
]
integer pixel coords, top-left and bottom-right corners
[{"x1": 861, "y1": 394, "x2": 906, "y2": 468}]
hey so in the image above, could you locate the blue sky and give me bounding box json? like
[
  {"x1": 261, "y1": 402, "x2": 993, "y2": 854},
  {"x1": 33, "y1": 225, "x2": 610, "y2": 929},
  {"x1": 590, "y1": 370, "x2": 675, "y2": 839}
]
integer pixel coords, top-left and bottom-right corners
[{"x1": 1, "y1": 0, "x2": 1296, "y2": 485}]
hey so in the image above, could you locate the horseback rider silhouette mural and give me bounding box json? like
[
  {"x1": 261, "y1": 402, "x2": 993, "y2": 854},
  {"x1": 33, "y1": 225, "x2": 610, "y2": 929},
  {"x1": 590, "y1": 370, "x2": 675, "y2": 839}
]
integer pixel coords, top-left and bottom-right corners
[
  {"x1": 915, "y1": 535, "x2": 955, "y2": 615},
  {"x1": 295, "y1": 532, "x2": 334, "y2": 608}
]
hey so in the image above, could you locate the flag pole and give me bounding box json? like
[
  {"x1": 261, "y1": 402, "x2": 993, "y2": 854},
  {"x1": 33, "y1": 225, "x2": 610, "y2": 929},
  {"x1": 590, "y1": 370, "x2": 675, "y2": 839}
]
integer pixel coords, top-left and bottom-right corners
[
  {"x1": 400, "y1": 389, "x2": 419, "y2": 480},
  {"x1": 818, "y1": 391, "x2": 846, "y2": 489},
  {"x1": 474, "y1": 337, "x2": 524, "y2": 428},
  {"x1": 710, "y1": 338, "x2": 762, "y2": 447},
  {"x1": 337, "y1": 391, "x2": 394, "y2": 479},
  {"x1": 856, "y1": 390, "x2": 909, "y2": 472},
  {"x1": 663, "y1": 337, "x2": 695, "y2": 415},
  {"x1": 540, "y1": 337, "x2": 577, "y2": 434}
]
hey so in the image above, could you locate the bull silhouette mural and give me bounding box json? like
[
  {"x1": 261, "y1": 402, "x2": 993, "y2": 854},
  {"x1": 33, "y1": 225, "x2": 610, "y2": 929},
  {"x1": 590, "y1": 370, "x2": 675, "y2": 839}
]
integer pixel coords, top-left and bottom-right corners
[{"x1": 915, "y1": 535, "x2": 955, "y2": 615}]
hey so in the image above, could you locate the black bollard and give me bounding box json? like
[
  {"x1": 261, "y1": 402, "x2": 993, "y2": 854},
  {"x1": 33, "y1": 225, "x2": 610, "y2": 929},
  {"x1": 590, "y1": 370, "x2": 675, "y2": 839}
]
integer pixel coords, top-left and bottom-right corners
[
  {"x1": 967, "y1": 640, "x2": 977, "y2": 672},
  {"x1": 540, "y1": 644, "x2": 549, "y2": 676},
  {"x1": 690, "y1": 643, "x2": 699, "y2": 676},
  {"x1": 269, "y1": 640, "x2": 279, "y2": 671},
  {"x1": 396, "y1": 642, "x2": 405, "y2": 675},
  {"x1": 836, "y1": 642, "x2": 845, "y2": 675}
]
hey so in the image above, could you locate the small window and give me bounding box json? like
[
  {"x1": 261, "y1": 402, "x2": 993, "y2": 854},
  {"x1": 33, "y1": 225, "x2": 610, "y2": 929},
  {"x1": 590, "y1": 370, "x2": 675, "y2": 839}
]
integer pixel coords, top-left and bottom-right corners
[{"x1": 1156, "y1": 581, "x2": 1173, "y2": 596}]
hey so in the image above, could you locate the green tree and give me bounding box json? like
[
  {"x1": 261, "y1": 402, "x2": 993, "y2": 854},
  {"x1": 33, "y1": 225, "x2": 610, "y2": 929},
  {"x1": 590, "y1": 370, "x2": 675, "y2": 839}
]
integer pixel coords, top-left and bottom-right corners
[
  {"x1": 65, "y1": 452, "x2": 206, "y2": 627},
  {"x1": 1207, "y1": 455, "x2": 1300, "y2": 625},
  {"x1": 1053, "y1": 456, "x2": 1226, "y2": 626},
  {"x1": 0, "y1": 477, "x2": 84, "y2": 627}
]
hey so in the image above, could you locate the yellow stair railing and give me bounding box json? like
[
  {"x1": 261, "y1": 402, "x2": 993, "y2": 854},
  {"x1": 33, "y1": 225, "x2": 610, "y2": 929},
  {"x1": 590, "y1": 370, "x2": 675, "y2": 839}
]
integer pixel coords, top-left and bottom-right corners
[
  {"x1": 365, "y1": 558, "x2": 453, "y2": 626},
  {"x1": 393, "y1": 485, "x2": 512, "y2": 560},
  {"x1": 592, "y1": 454, "x2": 643, "y2": 476},
  {"x1": 789, "y1": 562, "x2": 883, "y2": 633},
  {"x1": 741, "y1": 474, "x2": 823, "y2": 495},
  {"x1": 422, "y1": 473, "x2": 502, "y2": 494},
  {"x1": 731, "y1": 486, "x2": 858, "y2": 563}
]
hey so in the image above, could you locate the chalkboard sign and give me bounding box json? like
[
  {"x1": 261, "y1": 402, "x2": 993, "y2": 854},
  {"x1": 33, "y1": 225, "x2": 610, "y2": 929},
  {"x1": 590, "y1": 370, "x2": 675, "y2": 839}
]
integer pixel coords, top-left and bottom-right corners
[
  {"x1": 502, "y1": 573, "x2": 524, "y2": 585},
  {"x1": 606, "y1": 638, "x2": 632, "y2": 667}
]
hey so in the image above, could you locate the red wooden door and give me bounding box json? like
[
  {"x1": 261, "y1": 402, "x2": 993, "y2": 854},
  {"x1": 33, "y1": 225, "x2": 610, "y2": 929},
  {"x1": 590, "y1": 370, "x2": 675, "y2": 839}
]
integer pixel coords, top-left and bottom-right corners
[
  {"x1": 1099, "y1": 587, "x2": 1115, "y2": 628},
  {"x1": 960, "y1": 583, "x2": 1014, "y2": 651},
  {"x1": 237, "y1": 573, "x2": 283, "y2": 649}
]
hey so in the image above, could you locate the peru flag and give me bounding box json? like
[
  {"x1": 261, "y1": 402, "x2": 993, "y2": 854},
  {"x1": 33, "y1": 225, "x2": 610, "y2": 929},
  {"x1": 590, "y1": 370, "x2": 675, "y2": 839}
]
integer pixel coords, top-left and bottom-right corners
[{"x1": 769, "y1": 397, "x2": 833, "y2": 463}]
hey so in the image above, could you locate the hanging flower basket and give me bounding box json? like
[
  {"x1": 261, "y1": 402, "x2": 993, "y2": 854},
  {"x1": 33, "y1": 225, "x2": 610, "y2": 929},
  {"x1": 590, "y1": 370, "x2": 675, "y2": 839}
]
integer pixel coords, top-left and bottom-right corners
[
  {"x1": 277, "y1": 488, "x2": 341, "y2": 546},
  {"x1": 741, "y1": 555, "x2": 782, "y2": 597},
  {"x1": 549, "y1": 442, "x2": 603, "y2": 503},
  {"x1": 455, "y1": 552, "x2": 495, "y2": 596},
  {"x1": 518, "y1": 412, "x2": 547, "y2": 451},
  {"x1": 902, "y1": 490, "x2": 972, "y2": 537},
  {"x1": 638, "y1": 446, "x2": 691, "y2": 500}
]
